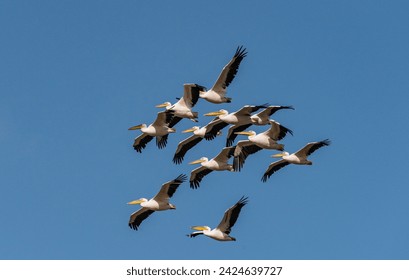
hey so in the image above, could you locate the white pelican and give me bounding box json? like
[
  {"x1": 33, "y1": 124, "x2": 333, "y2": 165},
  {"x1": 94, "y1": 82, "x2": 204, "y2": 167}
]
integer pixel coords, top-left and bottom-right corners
[
  {"x1": 204, "y1": 104, "x2": 268, "y2": 124},
  {"x1": 233, "y1": 120, "x2": 293, "y2": 171},
  {"x1": 172, "y1": 117, "x2": 225, "y2": 164},
  {"x1": 189, "y1": 146, "x2": 236, "y2": 189},
  {"x1": 155, "y1": 83, "x2": 206, "y2": 127},
  {"x1": 188, "y1": 196, "x2": 248, "y2": 241},
  {"x1": 250, "y1": 105, "x2": 294, "y2": 125},
  {"x1": 204, "y1": 104, "x2": 268, "y2": 146},
  {"x1": 224, "y1": 105, "x2": 294, "y2": 146},
  {"x1": 127, "y1": 174, "x2": 187, "y2": 230},
  {"x1": 199, "y1": 46, "x2": 247, "y2": 103},
  {"x1": 261, "y1": 139, "x2": 331, "y2": 182},
  {"x1": 128, "y1": 110, "x2": 175, "y2": 153}
]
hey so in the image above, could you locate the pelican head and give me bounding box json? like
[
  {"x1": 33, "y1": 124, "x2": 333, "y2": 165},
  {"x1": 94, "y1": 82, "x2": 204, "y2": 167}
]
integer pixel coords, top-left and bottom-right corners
[
  {"x1": 272, "y1": 151, "x2": 290, "y2": 158},
  {"x1": 189, "y1": 157, "x2": 208, "y2": 165},
  {"x1": 182, "y1": 126, "x2": 200, "y2": 133},
  {"x1": 128, "y1": 124, "x2": 147, "y2": 130},
  {"x1": 234, "y1": 130, "x2": 256, "y2": 137},
  {"x1": 191, "y1": 226, "x2": 211, "y2": 231},
  {"x1": 155, "y1": 102, "x2": 172, "y2": 108},
  {"x1": 127, "y1": 198, "x2": 148, "y2": 205},
  {"x1": 204, "y1": 109, "x2": 228, "y2": 117}
]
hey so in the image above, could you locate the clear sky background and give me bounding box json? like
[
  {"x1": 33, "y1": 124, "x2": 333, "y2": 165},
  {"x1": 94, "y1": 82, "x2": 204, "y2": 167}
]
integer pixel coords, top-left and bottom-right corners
[{"x1": 1, "y1": 0, "x2": 408, "y2": 260}]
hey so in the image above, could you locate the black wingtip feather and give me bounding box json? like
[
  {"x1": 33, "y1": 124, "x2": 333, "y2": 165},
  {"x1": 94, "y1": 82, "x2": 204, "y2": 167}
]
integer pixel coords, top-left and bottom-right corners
[
  {"x1": 322, "y1": 139, "x2": 331, "y2": 146},
  {"x1": 235, "y1": 45, "x2": 248, "y2": 59},
  {"x1": 237, "y1": 196, "x2": 249, "y2": 206},
  {"x1": 190, "y1": 181, "x2": 200, "y2": 189},
  {"x1": 172, "y1": 156, "x2": 183, "y2": 165},
  {"x1": 175, "y1": 174, "x2": 188, "y2": 183}
]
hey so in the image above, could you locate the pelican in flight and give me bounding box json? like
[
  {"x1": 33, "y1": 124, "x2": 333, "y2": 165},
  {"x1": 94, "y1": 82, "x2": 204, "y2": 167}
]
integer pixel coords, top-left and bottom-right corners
[
  {"x1": 204, "y1": 104, "x2": 268, "y2": 146},
  {"x1": 250, "y1": 105, "x2": 294, "y2": 125},
  {"x1": 172, "y1": 117, "x2": 225, "y2": 164},
  {"x1": 261, "y1": 139, "x2": 331, "y2": 182},
  {"x1": 155, "y1": 83, "x2": 206, "y2": 127},
  {"x1": 127, "y1": 174, "x2": 187, "y2": 230},
  {"x1": 128, "y1": 110, "x2": 175, "y2": 153},
  {"x1": 189, "y1": 146, "x2": 236, "y2": 189},
  {"x1": 233, "y1": 120, "x2": 293, "y2": 171},
  {"x1": 188, "y1": 196, "x2": 248, "y2": 241},
  {"x1": 199, "y1": 46, "x2": 247, "y2": 104}
]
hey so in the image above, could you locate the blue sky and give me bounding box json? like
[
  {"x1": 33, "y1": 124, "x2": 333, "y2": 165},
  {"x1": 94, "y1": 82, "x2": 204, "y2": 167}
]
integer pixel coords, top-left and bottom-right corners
[{"x1": 1, "y1": 0, "x2": 408, "y2": 260}]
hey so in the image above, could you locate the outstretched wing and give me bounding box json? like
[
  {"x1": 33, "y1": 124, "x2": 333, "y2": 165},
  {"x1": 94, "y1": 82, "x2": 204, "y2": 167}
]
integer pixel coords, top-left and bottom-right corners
[
  {"x1": 262, "y1": 120, "x2": 293, "y2": 141},
  {"x1": 204, "y1": 118, "x2": 228, "y2": 140},
  {"x1": 190, "y1": 166, "x2": 213, "y2": 189},
  {"x1": 210, "y1": 46, "x2": 247, "y2": 94},
  {"x1": 128, "y1": 208, "x2": 155, "y2": 230},
  {"x1": 261, "y1": 159, "x2": 291, "y2": 182},
  {"x1": 183, "y1": 83, "x2": 205, "y2": 108},
  {"x1": 156, "y1": 135, "x2": 169, "y2": 149},
  {"x1": 168, "y1": 116, "x2": 182, "y2": 128},
  {"x1": 173, "y1": 134, "x2": 203, "y2": 164},
  {"x1": 133, "y1": 133, "x2": 154, "y2": 153},
  {"x1": 294, "y1": 139, "x2": 331, "y2": 159},
  {"x1": 152, "y1": 110, "x2": 174, "y2": 127},
  {"x1": 234, "y1": 103, "x2": 269, "y2": 116},
  {"x1": 256, "y1": 105, "x2": 294, "y2": 119},
  {"x1": 216, "y1": 196, "x2": 248, "y2": 234},
  {"x1": 213, "y1": 146, "x2": 236, "y2": 163},
  {"x1": 233, "y1": 141, "x2": 263, "y2": 171},
  {"x1": 226, "y1": 123, "x2": 253, "y2": 146},
  {"x1": 153, "y1": 174, "x2": 187, "y2": 202}
]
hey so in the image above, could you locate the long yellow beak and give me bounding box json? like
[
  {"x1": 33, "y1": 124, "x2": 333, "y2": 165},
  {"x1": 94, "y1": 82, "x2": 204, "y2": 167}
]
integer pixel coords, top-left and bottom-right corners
[
  {"x1": 127, "y1": 199, "x2": 144, "y2": 205},
  {"x1": 189, "y1": 159, "x2": 205, "y2": 165},
  {"x1": 272, "y1": 153, "x2": 285, "y2": 158},
  {"x1": 183, "y1": 127, "x2": 196, "y2": 133},
  {"x1": 128, "y1": 124, "x2": 143, "y2": 130},
  {"x1": 235, "y1": 131, "x2": 253, "y2": 136},
  {"x1": 204, "y1": 111, "x2": 224, "y2": 116},
  {"x1": 155, "y1": 103, "x2": 168, "y2": 108},
  {"x1": 191, "y1": 226, "x2": 207, "y2": 231}
]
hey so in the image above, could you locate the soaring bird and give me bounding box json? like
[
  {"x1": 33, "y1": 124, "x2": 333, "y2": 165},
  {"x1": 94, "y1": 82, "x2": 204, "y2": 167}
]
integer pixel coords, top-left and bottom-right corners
[
  {"x1": 199, "y1": 46, "x2": 247, "y2": 104},
  {"x1": 204, "y1": 104, "x2": 268, "y2": 146},
  {"x1": 261, "y1": 139, "x2": 331, "y2": 182},
  {"x1": 233, "y1": 120, "x2": 293, "y2": 171},
  {"x1": 127, "y1": 174, "x2": 187, "y2": 230},
  {"x1": 172, "y1": 117, "x2": 224, "y2": 164},
  {"x1": 189, "y1": 146, "x2": 236, "y2": 189},
  {"x1": 250, "y1": 105, "x2": 294, "y2": 125},
  {"x1": 128, "y1": 110, "x2": 175, "y2": 153},
  {"x1": 187, "y1": 196, "x2": 248, "y2": 241},
  {"x1": 155, "y1": 83, "x2": 206, "y2": 127}
]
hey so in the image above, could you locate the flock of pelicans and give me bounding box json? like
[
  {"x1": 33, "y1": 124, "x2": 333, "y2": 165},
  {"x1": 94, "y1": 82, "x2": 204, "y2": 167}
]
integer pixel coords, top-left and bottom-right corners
[{"x1": 126, "y1": 46, "x2": 330, "y2": 241}]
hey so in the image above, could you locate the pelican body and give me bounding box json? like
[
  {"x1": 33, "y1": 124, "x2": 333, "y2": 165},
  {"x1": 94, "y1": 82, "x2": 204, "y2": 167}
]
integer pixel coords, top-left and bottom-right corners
[
  {"x1": 127, "y1": 174, "x2": 187, "y2": 230},
  {"x1": 156, "y1": 84, "x2": 205, "y2": 126},
  {"x1": 128, "y1": 110, "x2": 175, "y2": 152},
  {"x1": 189, "y1": 146, "x2": 235, "y2": 189},
  {"x1": 233, "y1": 120, "x2": 293, "y2": 171},
  {"x1": 172, "y1": 118, "x2": 224, "y2": 164},
  {"x1": 250, "y1": 105, "x2": 294, "y2": 125},
  {"x1": 199, "y1": 46, "x2": 247, "y2": 104},
  {"x1": 188, "y1": 196, "x2": 248, "y2": 241},
  {"x1": 261, "y1": 139, "x2": 331, "y2": 182},
  {"x1": 205, "y1": 104, "x2": 267, "y2": 125},
  {"x1": 204, "y1": 104, "x2": 268, "y2": 146}
]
